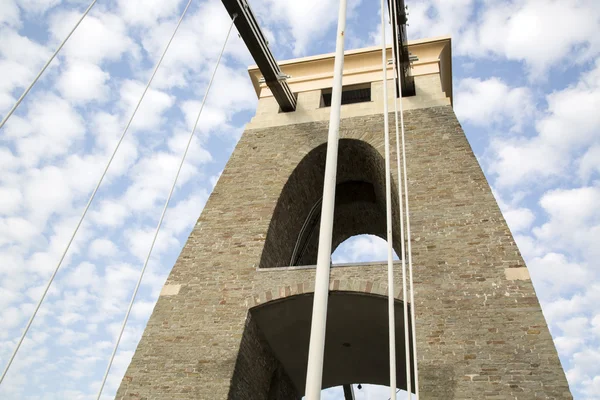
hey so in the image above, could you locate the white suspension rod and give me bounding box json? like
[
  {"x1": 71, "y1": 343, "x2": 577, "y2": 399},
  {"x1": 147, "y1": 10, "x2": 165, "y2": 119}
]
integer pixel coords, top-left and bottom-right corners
[
  {"x1": 304, "y1": 0, "x2": 347, "y2": 398},
  {"x1": 95, "y1": 13, "x2": 237, "y2": 400},
  {"x1": 390, "y1": 0, "x2": 412, "y2": 395},
  {"x1": 392, "y1": 1, "x2": 420, "y2": 397},
  {"x1": 0, "y1": 0, "x2": 195, "y2": 388},
  {"x1": 0, "y1": 0, "x2": 98, "y2": 130},
  {"x1": 381, "y1": 1, "x2": 397, "y2": 399}
]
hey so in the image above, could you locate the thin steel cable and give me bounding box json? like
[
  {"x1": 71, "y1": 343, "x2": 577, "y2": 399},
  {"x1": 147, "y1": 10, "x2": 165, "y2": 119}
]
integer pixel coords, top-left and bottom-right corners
[
  {"x1": 95, "y1": 15, "x2": 237, "y2": 400},
  {"x1": 390, "y1": 0, "x2": 411, "y2": 394},
  {"x1": 380, "y1": 0, "x2": 396, "y2": 398},
  {"x1": 392, "y1": 1, "x2": 420, "y2": 397},
  {"x1": 0, "y1": 0, "x2": 98, "y2": 130},
  {"x1": 0, "y1": 0, "x2": 195, "y2": 388}
]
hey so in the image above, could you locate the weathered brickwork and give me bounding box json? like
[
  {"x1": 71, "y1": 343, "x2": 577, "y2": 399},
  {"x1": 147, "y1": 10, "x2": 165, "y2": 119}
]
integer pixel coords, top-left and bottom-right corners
[{"x1": 117, "y1": 106, "x2": 572, "y2": 399}]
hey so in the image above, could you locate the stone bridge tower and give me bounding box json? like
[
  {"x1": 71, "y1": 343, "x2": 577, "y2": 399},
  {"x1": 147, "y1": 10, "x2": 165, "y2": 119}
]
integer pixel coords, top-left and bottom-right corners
[{"x1": 117, "y1": 37, "x2": 572, "y2": 399}]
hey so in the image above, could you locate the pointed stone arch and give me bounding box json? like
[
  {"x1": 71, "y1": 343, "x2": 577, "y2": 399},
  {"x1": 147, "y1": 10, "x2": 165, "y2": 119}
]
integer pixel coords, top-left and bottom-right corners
[{"x1": 259, "y1": 138, "x2": 402, "y2": 268}]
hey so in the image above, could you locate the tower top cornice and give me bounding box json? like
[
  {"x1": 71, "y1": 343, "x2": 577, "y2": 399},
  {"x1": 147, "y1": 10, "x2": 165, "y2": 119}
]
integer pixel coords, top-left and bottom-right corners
[{"x1": 248, "y1": 35, "x2": 453, "y2": 106}]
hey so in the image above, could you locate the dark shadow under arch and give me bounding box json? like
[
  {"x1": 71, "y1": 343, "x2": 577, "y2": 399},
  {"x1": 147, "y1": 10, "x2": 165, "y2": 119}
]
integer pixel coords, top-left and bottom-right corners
[
  {"x1": 229, "y1": 291, "x2": 416, "y2": 399},
  {"x1": 259, "y1": 139, "x2": 402, "y2": 268}
]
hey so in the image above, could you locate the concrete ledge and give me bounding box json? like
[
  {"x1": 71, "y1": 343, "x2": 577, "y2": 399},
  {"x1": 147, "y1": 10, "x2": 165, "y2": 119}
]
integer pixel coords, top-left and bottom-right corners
[{"x1": 257, "y1": 260, "x2": 401, "y2": 271}]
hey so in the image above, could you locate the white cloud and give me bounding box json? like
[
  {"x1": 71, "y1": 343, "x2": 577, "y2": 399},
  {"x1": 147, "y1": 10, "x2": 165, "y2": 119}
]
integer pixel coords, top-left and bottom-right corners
[
  {"x1": 89, "y1": 111, "x2": 140, "y2": 178},
  {"x1": 15, "y1": 0, "x2": 61, "y2": 14},
  {"x1": 117, "y1": 0, "x2": 184, "y2": 26},
  {"x1": 465, "y1": 0, "x2": 600, "y2": 76},
  {"x1": 0, "y1": 217, "x2": 38, "y2": 246},
  {"x1": 89, "y1": 199, "x2": 130, "y2": 228},
  {"x1": 49, "y1": 9, "x2": 138, "y2": 65},
  {"x1": 578, "y1": 144, "x2": 600, "y2": 182},
  {"x1": 57, "y1": 61, "x2": 110, "y2": 104},
  {"x1": 513, "y1": 233, "x2": 545, "y2": 260},
  {"x1": 503, "y1": 207, "x2": 535, "y2": 233},
  {"x1": 0, "y1": 0, "x2": 20, "y2": 27},
  {"x1": 119, "y1": 79, "x2": 174, "y2": 132},
  {"x1": 455, "y1": 77, "x2": 534, "y2": 132},
  {"x1": 253, "y1": 0, "x2": 363, "y2": 56},
  {"x1": 528, "y1": 253, "x2": 590, "y2": 300},
  {"x1": 0, "y1": 29, "x2": 52, "y2": 111},
  {"x1": 180, "y1": 101, "x2": 227, "y2": 134},
  {"x1": 411, "y1": 0, "x2": 600, "y2": 76},
  {"x1": 125, "y1": 226, "x2": 178, "y2": 262},
  {"x1": 139, "y1": 0, "x2": 251, "y2": 90},
  {"x1": 0, "y1": 186, "x2": 23, "y2": 215},
  {"x1": 409, "y1": 0, "x2": 475, "y2": 42},
  {"x1": 487, "y1": 138, "x2": 565, "y2": 188},
  {"x1": 64, "y1": 262, "x2": 99, "y2": 288},
  {"x1": 332, "y1": 234, "x2": 398, "y2": 264},
  {"x1": 163, "y1": 192, "x2": 209, "y2": 236},
  {"x1": 131, "y1": 300, "x2": 154, "y2": 320},
  {"x1": 167, "y1": 128, "x2": 213, "y2": 165},
  {"x1": 567, "y1": 348, "x2": 600, "y2": 397},
  {"x1": 537, "y1": 65, "x2": 600, "y2": 151},
  {"x1": 533, "y1": 186, "x2": 600, "y2": 259},
  {"x1": 121, "y1": 150, "x2": 199, "y2": 214},
  {"x1": 89, "y1": 238, "x2": 118, "y2": 259},
  {"x1": 488, "y1": 60, "x2": 600, "y2": 188},
  {"x1": 1, "y1": 306, "x2": 26, "y2": 330},
  {"x1": 3, "y1": 92, "x2": 86, "y2": 168},
  {"x1": 24, "y1": 165, "x2": 75, "y2": 224},
  {"x1": 0, "y1": 147, "x2": 20, "y2": 172}
]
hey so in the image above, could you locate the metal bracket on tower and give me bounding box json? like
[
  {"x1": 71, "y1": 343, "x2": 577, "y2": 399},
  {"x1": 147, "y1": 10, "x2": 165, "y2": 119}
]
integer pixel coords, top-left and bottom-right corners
[
  {"x1": 221, "y1": 0, "x2": 297, "y2": 112},
  {"x1": 258, "y1": 73, "x2": 291, "y2": 84},
  {"x1": 387, "y1": 0, "x2": 416, "y2": 97}
]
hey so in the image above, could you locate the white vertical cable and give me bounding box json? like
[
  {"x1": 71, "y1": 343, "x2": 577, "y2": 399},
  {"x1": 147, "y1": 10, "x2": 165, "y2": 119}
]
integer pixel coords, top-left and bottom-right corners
[
  {"x1": 381, "y1": 0, "x2": 396, "y2": 398},
  {"x1": 390, "y1": 0, "x2": 411, "y2": 395},
  {"x1": 392, "y1": 1, "x2": 420, "y2": 397},
  {"x1": 0, "y1": 0, "x2": 98, "y2": 130},
  {"x1": 304, "y1": 0, "x2": 347, "y2": 398},
  {"x1": 0, "y1": 0, "x2": 195, "y2": 388},
  {"x1": 95, "y1": 14, "x2": 237, "y2": 400}
]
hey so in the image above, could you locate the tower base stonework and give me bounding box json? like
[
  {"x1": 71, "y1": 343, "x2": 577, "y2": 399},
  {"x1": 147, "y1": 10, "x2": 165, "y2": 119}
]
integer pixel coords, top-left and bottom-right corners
[{"x1": 117, "y1": 39, "x2": 572, "y2": 399}]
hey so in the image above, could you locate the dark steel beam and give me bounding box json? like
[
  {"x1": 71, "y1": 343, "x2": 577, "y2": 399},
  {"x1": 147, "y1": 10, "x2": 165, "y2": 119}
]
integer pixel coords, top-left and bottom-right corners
[
  {"x1": 221, "y1": 0, "x2": 297, "y2": 111},
  {"x1": 388, "y1": 0, "x2": 416, "y2": 97},
  {"x1": 343, "y1": 384, "x2": 355, "y2": 400}
]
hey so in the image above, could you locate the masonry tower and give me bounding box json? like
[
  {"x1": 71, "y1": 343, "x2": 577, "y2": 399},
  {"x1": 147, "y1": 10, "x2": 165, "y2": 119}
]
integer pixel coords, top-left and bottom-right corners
[{"x1": 117, "y1": 36, "x2": 572, "y2": 399}]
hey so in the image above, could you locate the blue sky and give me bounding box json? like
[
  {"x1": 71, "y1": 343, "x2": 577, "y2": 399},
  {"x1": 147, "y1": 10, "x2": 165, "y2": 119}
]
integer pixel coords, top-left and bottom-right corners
[{"x1": 0, "y1": 0, "x2": 599, "y2": 399}]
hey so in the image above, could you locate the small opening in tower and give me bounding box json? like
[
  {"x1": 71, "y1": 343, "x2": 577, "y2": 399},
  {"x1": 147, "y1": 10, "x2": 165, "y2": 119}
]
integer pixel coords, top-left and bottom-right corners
[{"x1": 320, "y1": 83, "x2": 371, "y2": 107}]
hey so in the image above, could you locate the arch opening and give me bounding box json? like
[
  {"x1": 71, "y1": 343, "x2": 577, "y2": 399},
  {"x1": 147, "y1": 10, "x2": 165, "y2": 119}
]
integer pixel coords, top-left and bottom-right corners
[
  {"x1": 315, "y1": 385, "x2": 413, "y2": 400},
  {"x1": 230, "y1": 292, "x2": 416, "y2": 399},
  {"x1": 331, "y1": 234, "x2": 400, "y2": 265},
  {"x1": 259, "y1": 139, "x2": 403, "y2": 269}
]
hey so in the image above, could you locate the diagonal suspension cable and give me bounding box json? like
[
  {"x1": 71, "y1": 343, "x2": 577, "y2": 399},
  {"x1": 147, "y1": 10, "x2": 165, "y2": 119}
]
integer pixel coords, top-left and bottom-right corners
[
  {"x1": 0, "y1": 0, "x2": 196, "y2": 387},
  {"x1": 389, "y1": 0, "x2": 412, "y2": 395},
  {"x1": 392, "y1": 1, "x2": 420, "y2": 397},
  {"x1": 380, "y1": 0, "x2": 397, "y2": 398},
  {"x1": 0, "y1": 0, "x2": 98, "y2": 130},
  {"x1": 95, "y1": 15, "x2": 237, "y2": 400}
]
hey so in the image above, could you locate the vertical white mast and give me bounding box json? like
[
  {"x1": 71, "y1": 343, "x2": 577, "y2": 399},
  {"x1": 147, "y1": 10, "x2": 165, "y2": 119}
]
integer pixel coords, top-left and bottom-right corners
[
  {"x1": 391, "y1": 2, "x2": 420, "y2": 397},
  {"x1": 381, "y1": 0, "x2": 397, "y2": 398},
  {"x1": 304, "y1": 0, "x2": 348, "y2": 398},
  {"x1": 390, "y1": 0, "x2": 412, "y2": 395}
]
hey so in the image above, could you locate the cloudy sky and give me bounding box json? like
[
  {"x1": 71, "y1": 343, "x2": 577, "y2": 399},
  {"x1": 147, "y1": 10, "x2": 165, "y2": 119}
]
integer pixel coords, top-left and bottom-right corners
[{"x1": 0, "y1": 0, "x2": 599, "y2": 399}]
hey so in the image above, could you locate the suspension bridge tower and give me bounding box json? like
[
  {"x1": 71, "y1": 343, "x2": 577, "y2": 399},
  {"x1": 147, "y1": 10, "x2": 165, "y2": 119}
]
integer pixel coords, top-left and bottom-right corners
[{"x1": 115, "y1": 35, "x2": 572, "y2": 400}]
